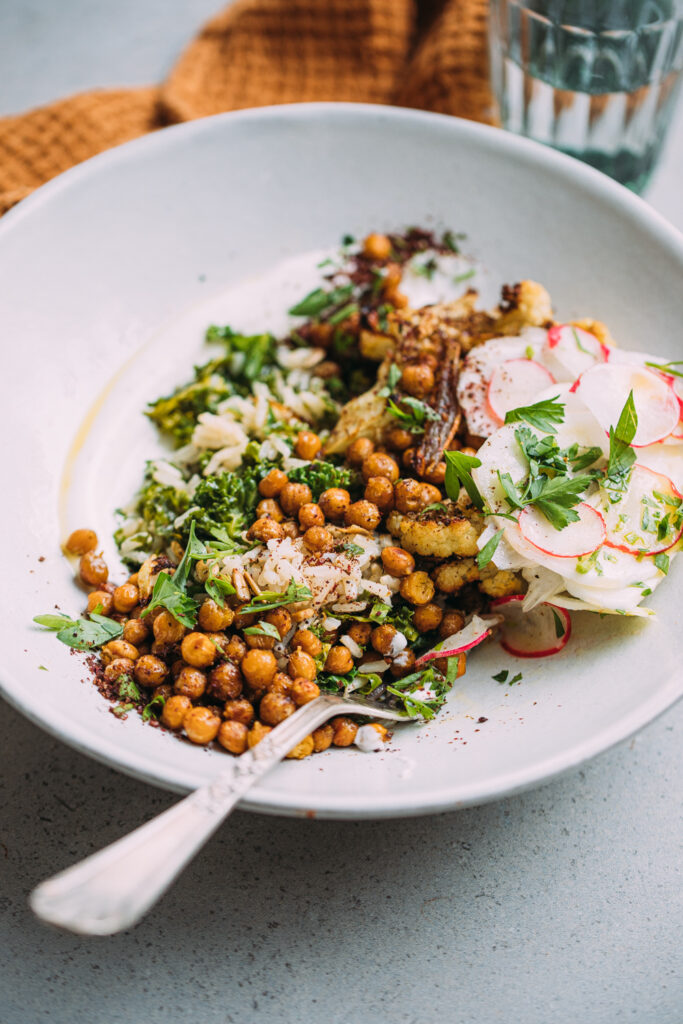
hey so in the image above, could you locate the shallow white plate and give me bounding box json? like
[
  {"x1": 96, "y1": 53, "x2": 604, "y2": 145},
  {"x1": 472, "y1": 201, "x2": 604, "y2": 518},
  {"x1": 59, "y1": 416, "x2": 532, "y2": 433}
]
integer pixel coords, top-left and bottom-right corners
[{"x1": 2, "y1": 104, "x2": 682, "y2": 819}]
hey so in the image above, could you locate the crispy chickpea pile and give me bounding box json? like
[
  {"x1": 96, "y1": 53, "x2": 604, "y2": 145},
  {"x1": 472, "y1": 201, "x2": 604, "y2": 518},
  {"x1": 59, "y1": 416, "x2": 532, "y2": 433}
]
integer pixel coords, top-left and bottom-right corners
[{"x1": 62, "y1": 230, "x2": 512, "y2": 758}]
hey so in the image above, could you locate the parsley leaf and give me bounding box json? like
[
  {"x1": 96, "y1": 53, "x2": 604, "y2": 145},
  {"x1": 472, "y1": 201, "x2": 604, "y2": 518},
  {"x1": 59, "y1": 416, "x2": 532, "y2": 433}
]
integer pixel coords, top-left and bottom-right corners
[
  {"x1": 444, "y1": 450, "x2": 484, "y2": 509},
  {"x1": 607, "y1": 391, "x2": 637, "y2": 486},
  {"x1": 243, "y1": 621, "x2": 281, "y2": 640},
  {"x1": 118, "y1": 675, "x2": 141, "y2": 702},
  {"x1": 387, "y1": 396, "x2": 440, "y2": 433},
  {"x1": 142, "y1": 693, "x2": 166, "y2": 721},
  {"x1": 33, "y1": 612, "x2": 124, "y2": 651},
  {"x1": 492, "y1": 670, "x2": 509, "y2": 683},
  {"x1": 505, "y1": 397, "x2": 565, "y2": 434},
  {"x1": 477, "y1": 530, "x2": 503, "y2": 569},
  {"x1": 654, "y1": 553, "x2": 670, "y2": 574},
  {"x1": 241, "y1": 579, "x2": 312, "y2": 614},
  {"x1": 204, "y1": 575, "x2": 237, "y2": 606},
  {"x1": 342, "y1": 542, "x2": 365, "y2": 556},
  {"x1": 551, "y1": 608, "x2": 566, "y2": 638}
]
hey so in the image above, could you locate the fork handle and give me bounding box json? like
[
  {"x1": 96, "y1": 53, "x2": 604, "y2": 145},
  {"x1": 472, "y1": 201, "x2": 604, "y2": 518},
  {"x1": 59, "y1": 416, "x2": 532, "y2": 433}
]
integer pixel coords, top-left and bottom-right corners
[{"x1": 30, "y1": 696, "x2": 344, "y2": 936}]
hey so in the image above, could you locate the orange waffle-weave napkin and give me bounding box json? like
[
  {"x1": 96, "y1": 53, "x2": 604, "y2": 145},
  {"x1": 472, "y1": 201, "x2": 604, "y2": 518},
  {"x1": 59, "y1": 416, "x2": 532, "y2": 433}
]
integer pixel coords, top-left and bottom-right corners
[{"x1": 0, "y1": 0, "x2": 491, "y2": 216}]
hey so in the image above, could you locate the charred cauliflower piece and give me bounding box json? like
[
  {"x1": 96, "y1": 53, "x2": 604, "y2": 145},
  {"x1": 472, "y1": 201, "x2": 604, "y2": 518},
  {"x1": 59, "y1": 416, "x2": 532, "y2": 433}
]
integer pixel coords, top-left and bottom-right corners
[
  {"x1": 495, "y1": 280, "x2": 553, "y2": 334},
  {"x1": 431, "y1": 558, "x2": 524, "y2": 597},
  {"x1": 386, "y1": 503, "x2": 484, "y2": 559}
]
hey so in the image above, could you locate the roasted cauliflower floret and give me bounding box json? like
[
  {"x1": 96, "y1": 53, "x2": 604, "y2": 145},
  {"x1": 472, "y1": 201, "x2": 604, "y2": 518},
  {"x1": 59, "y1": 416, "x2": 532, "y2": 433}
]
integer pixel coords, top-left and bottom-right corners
[
  {"x1": 432, "y1": 558, "x2": 480, "y2": 593},
  {"x1": 386, "y1": 504, "x2": 484, "y2": 558},
  {"x1": 496, "y1": 280, "x2": 553, "y2": 332},
  {"x1": 478, "y1": 566, "x2": 524, "y2": 598}
]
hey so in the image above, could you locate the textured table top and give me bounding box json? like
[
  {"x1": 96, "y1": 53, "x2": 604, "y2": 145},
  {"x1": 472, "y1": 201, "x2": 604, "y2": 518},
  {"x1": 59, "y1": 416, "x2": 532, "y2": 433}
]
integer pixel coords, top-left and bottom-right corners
[{"x1": 1, "y1": 3, "x2": 682, "y2": 1023}]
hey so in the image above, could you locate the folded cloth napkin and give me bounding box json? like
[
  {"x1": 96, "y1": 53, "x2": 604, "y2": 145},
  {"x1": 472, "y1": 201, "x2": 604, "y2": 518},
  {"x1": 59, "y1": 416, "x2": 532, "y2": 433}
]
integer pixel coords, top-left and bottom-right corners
[{"x1": 0, "y1": 0, "x2": 491, "y2": 216}]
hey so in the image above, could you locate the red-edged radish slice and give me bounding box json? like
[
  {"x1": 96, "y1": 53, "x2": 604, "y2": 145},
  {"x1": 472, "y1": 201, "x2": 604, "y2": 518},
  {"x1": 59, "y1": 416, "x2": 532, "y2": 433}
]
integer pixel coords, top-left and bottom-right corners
[
  {"x1": 600, "y1": 464, "x2": 683, "y2": 555},
  {"x1": 487, "y1": 359, "x2": 556, "y2": 424},
  {"x1": 491, "y1": 595, "x2": 571, "y2": 658},
  {"x1": 518, "y1": 502, "x2": 606, "y2": 558},
  {"x1": 414, "y1": 614, "x2": 495, "y2": 667},
  {"x1": 546, "y1": 324, "x2": 609, "y2": 378},
  {"x1": 573, "y1": 363, "x2": 679, "y2": 447}
]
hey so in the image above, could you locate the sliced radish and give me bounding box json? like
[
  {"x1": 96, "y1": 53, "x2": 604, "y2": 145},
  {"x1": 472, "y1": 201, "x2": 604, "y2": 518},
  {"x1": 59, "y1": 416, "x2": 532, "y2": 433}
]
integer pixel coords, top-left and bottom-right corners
[
  {"x1": 490, "y1": 595, "x2": 571, "y2": 658},
  {"x1": 487, "y1": 359, "x2": 556, "y2": 424},
  {"x1": 573, "y1": 363, "x2": 679, "y2": 447},
  {"x1": 546, "y1": 324, "x2": 609, "y2": 378},
  {"x1": 600, "y1": 464, "x2": 683, "y2": 555},
  {"x1": 471, "y1": 423, "x2": 530, "y2": 514},
  {"x1": 414, "y1": 614, "x2": 495, "y2": 667},
  {"x1": 456, "y1": 335, "x2": 545, "y2": 438},
  {"x1": 519, "y1": 502, "x2": 606, "y2": 558}
]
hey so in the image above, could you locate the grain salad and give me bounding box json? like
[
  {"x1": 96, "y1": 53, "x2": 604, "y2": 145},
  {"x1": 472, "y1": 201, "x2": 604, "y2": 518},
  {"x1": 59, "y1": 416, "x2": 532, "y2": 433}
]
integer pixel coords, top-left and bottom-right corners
[{"x1": 35, "y1": 228, "x2": 683, "y2": 757}]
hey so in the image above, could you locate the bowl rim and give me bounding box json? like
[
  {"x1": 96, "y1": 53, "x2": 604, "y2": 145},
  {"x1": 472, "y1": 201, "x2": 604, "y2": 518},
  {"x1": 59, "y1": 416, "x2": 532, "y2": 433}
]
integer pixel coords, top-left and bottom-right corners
[{"x1": 1, "y1": 102, "x2": 682, "y2": 819}]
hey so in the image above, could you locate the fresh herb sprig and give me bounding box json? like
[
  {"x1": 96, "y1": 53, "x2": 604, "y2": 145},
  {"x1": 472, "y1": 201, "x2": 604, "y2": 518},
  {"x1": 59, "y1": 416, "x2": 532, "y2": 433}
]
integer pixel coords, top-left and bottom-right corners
[
  {"x1": 505, "y1": 396, "x2": 565, "y2": 434},
  {"x1": 387, "y1": 395, "x2": 440, "y2": 433},
  {"x1": 33, "y1": 612, "x2": 123, "y2": 651}
]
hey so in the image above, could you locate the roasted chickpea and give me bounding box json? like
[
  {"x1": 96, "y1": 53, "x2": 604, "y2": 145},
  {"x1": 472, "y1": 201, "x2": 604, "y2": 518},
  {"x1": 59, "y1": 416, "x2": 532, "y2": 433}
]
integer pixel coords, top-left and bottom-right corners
[
  {"x1": 331, "y1": 716, "x2": 358, "y2": 747},
  {"x1": 269, "y1": 671, "x2": 294, "y2": 695},
  {"x1": 381, "y1": 546, "x2": 415, "y2": 577},
  {"x1": 287, "y1": 649, "x2": 317, "y2": 681},
  {"x1": 400, "y1": 571, "x2": 435, "y2": 606},
  {"x1": 232, "y1": 604, "x2": 257, "y2": 631},
  {"x1": 460, "y1": 446, "x2": 478, "y2": 457},
  {"x1": 103, "y1": 657, "x2": 135, "y2": 683},
  {"x1": 223, "y1": 698, "x2": 254, "y2": 725},
  {"x1": 256, "y1": 498, "x2": 284, "y2": 522},
  {"x1": 324, "y1": 645, "x2": 354, "y2": 675},
  {"x1": 101, "y1": 639, "x2": 138, "y2": 665},
  {"x1": 65, "y1": 528, "x2": 97, "y2": 555},
  {"x1": 258, "y1": 468, "x2": 288, "y2": 498},
  {"x1": 413, "y1": 603, "x2": 444, "y2": 633},
  {"x1": 225, "y1": 635, "x2": 248, "y2": 664},
  {"x1": 245, "y1": 628, "x2": 276, "y2": 651},
  {"x1": 198, "y1": 598, "x2": 233, "y2": 632},
  {"x1": 361, "y1": 452, "x2": 400, "y2": 483},
  {"x1": 393, "y1": 478, "x2": 424, "y2": 514},
  {"x1": 319, "y1": 488, "x2": 351, "y2": 522},
  {"x1": 285, "y1": 735, "x2": 315, "y2": 760},
  {"x1": 423, "y1": 461, "x2": 447, "y2": 486},
  {"x1": 174, "y1": 666, "x2": 207, "y2": 700},
  {"x1": 345, "y1": 500, "x2": 381, "y2": 531},
  {"x1": 390, "y1": 649, "x2": 416, "y2": 677},
  {"x1": 312, "y1": 723, "x2": 334, "y2": 752},
  {"x1": 183, "y1": 706, "x2": 221, "y2": 745},
  {"x1": 207, "y1": 661, "x2": 243, "y2": 701},
  {"x1": 363, "y1": 232, "x2": 392, "y2": 261},
  {"x1": 153, "y1": 683, "x2": 173, "y2": 703},
  {"x1": 134, "y1": 654, "x2": 168, "y2": 688},
  {"x1": 180, "y1": 632, "x2": 217, "y2": 668},
  {"x1": 86, "y1": 590, "x2": 113, "y2": 616},
  {"x1": 122, "y1": 618, "x2": 149, "y2": 646},
  {"x1": 217, "y1": 719, "x2": 248, "y2": 755},
  {"x1": 370, "y1": 624, "x2": 398, "y2": 656},
  {"x1": 290, "y1": 677, "x2": 320, "y2": 705},
  {"x1": 402, "y1": 447, "x2": 417, "y2": 469},
  {"x1": 314, "y1": 360, "x2": 341, "y2": 379},
  {"x1": 386, "y1": 427, "x2": 413, "y2": 451},
  {"x1": 79, "y1": 551, "x2": 108, "y2": 587},
  {"x1": 364, "y1": 476, "x2": 394, "y2": 513},
  {"x1": 303, "y1": 526, "x2": 334, "y2": 552},
  {"x1": 162, "y1": 694, "x2": 192, "y2": 730},
  {"x1": 298, "y1": 503, "x2": 325, "y2": 530},
  {"x1": 281, "y1": 520, "x2": 300, "y2": 540},
  {"x1": 264, "y1": 607, "x2": 292, "y2": 640},
  {"x1": 152, "y1": 609, "x2": 186, "y2": 645},
  {"x1": 347, "y1": 622, "x2": 372, "y2": 647},
  {"x1": 260, "y1": 691, "x2": 296, "y2": 726},
  {"x1": 382, "y1": 262, "x2": 402, "y2": 293},
  {"x1": 400, "y1": 363, "x2": 435, "y2": 398},
  {"x1": 247, "y1": 722, "x2": 272, "y2": 748},
  {"x1": 247, "y1": 516, "x2": 285, "y2": 543},
  {"x1": 241, "y1": 649, "x2": 278, "y2": 691},
  {"x1": 418, "y1": 483, "x2": 443, "y2": 507},
  {"x1": 291, "y1": 628, "x2": 323, "y2": 658},
  {"x1": 295, "y1": 431, "x2": 322, "y2": 461},
  {"x1": 113, "y1": 583, "x2": 140, "y2": 614},
  {"x1": 439, "y1": 610, "x2": 466, "y2": 639},
  {"x1": 279, "y1": 482, "x2": 313, "y2": 517},
  {"x1": 346, "y1": 437, "x2": 375, "y2": 466}
]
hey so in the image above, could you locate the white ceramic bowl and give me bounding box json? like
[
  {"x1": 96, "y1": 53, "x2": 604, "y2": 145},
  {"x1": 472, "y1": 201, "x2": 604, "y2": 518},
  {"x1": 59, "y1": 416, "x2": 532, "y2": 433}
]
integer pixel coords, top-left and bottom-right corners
[{"x1": 2, "y1": 104, "x2": 682, "y2": 819}]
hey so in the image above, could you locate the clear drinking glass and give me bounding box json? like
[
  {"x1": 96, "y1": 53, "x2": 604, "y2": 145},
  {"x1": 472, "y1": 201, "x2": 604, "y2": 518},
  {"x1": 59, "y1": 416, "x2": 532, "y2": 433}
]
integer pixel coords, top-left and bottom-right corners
[{"x1": 489, "y1": 0, "x2": 683, "y2": 192}]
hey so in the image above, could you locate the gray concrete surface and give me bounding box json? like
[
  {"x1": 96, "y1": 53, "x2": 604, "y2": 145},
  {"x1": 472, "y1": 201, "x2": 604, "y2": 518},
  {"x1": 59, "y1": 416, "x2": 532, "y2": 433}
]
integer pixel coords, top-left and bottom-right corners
[{"x1": 1, "y1": 3, "x2": 682, "y2": 1022}]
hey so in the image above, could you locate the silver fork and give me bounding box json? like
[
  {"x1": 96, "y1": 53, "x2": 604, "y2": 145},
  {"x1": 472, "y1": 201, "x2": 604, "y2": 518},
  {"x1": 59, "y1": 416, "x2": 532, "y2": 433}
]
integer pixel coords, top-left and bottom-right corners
[{"x1": 30, "y1": 692, "x2": 408, "y2": 936}]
